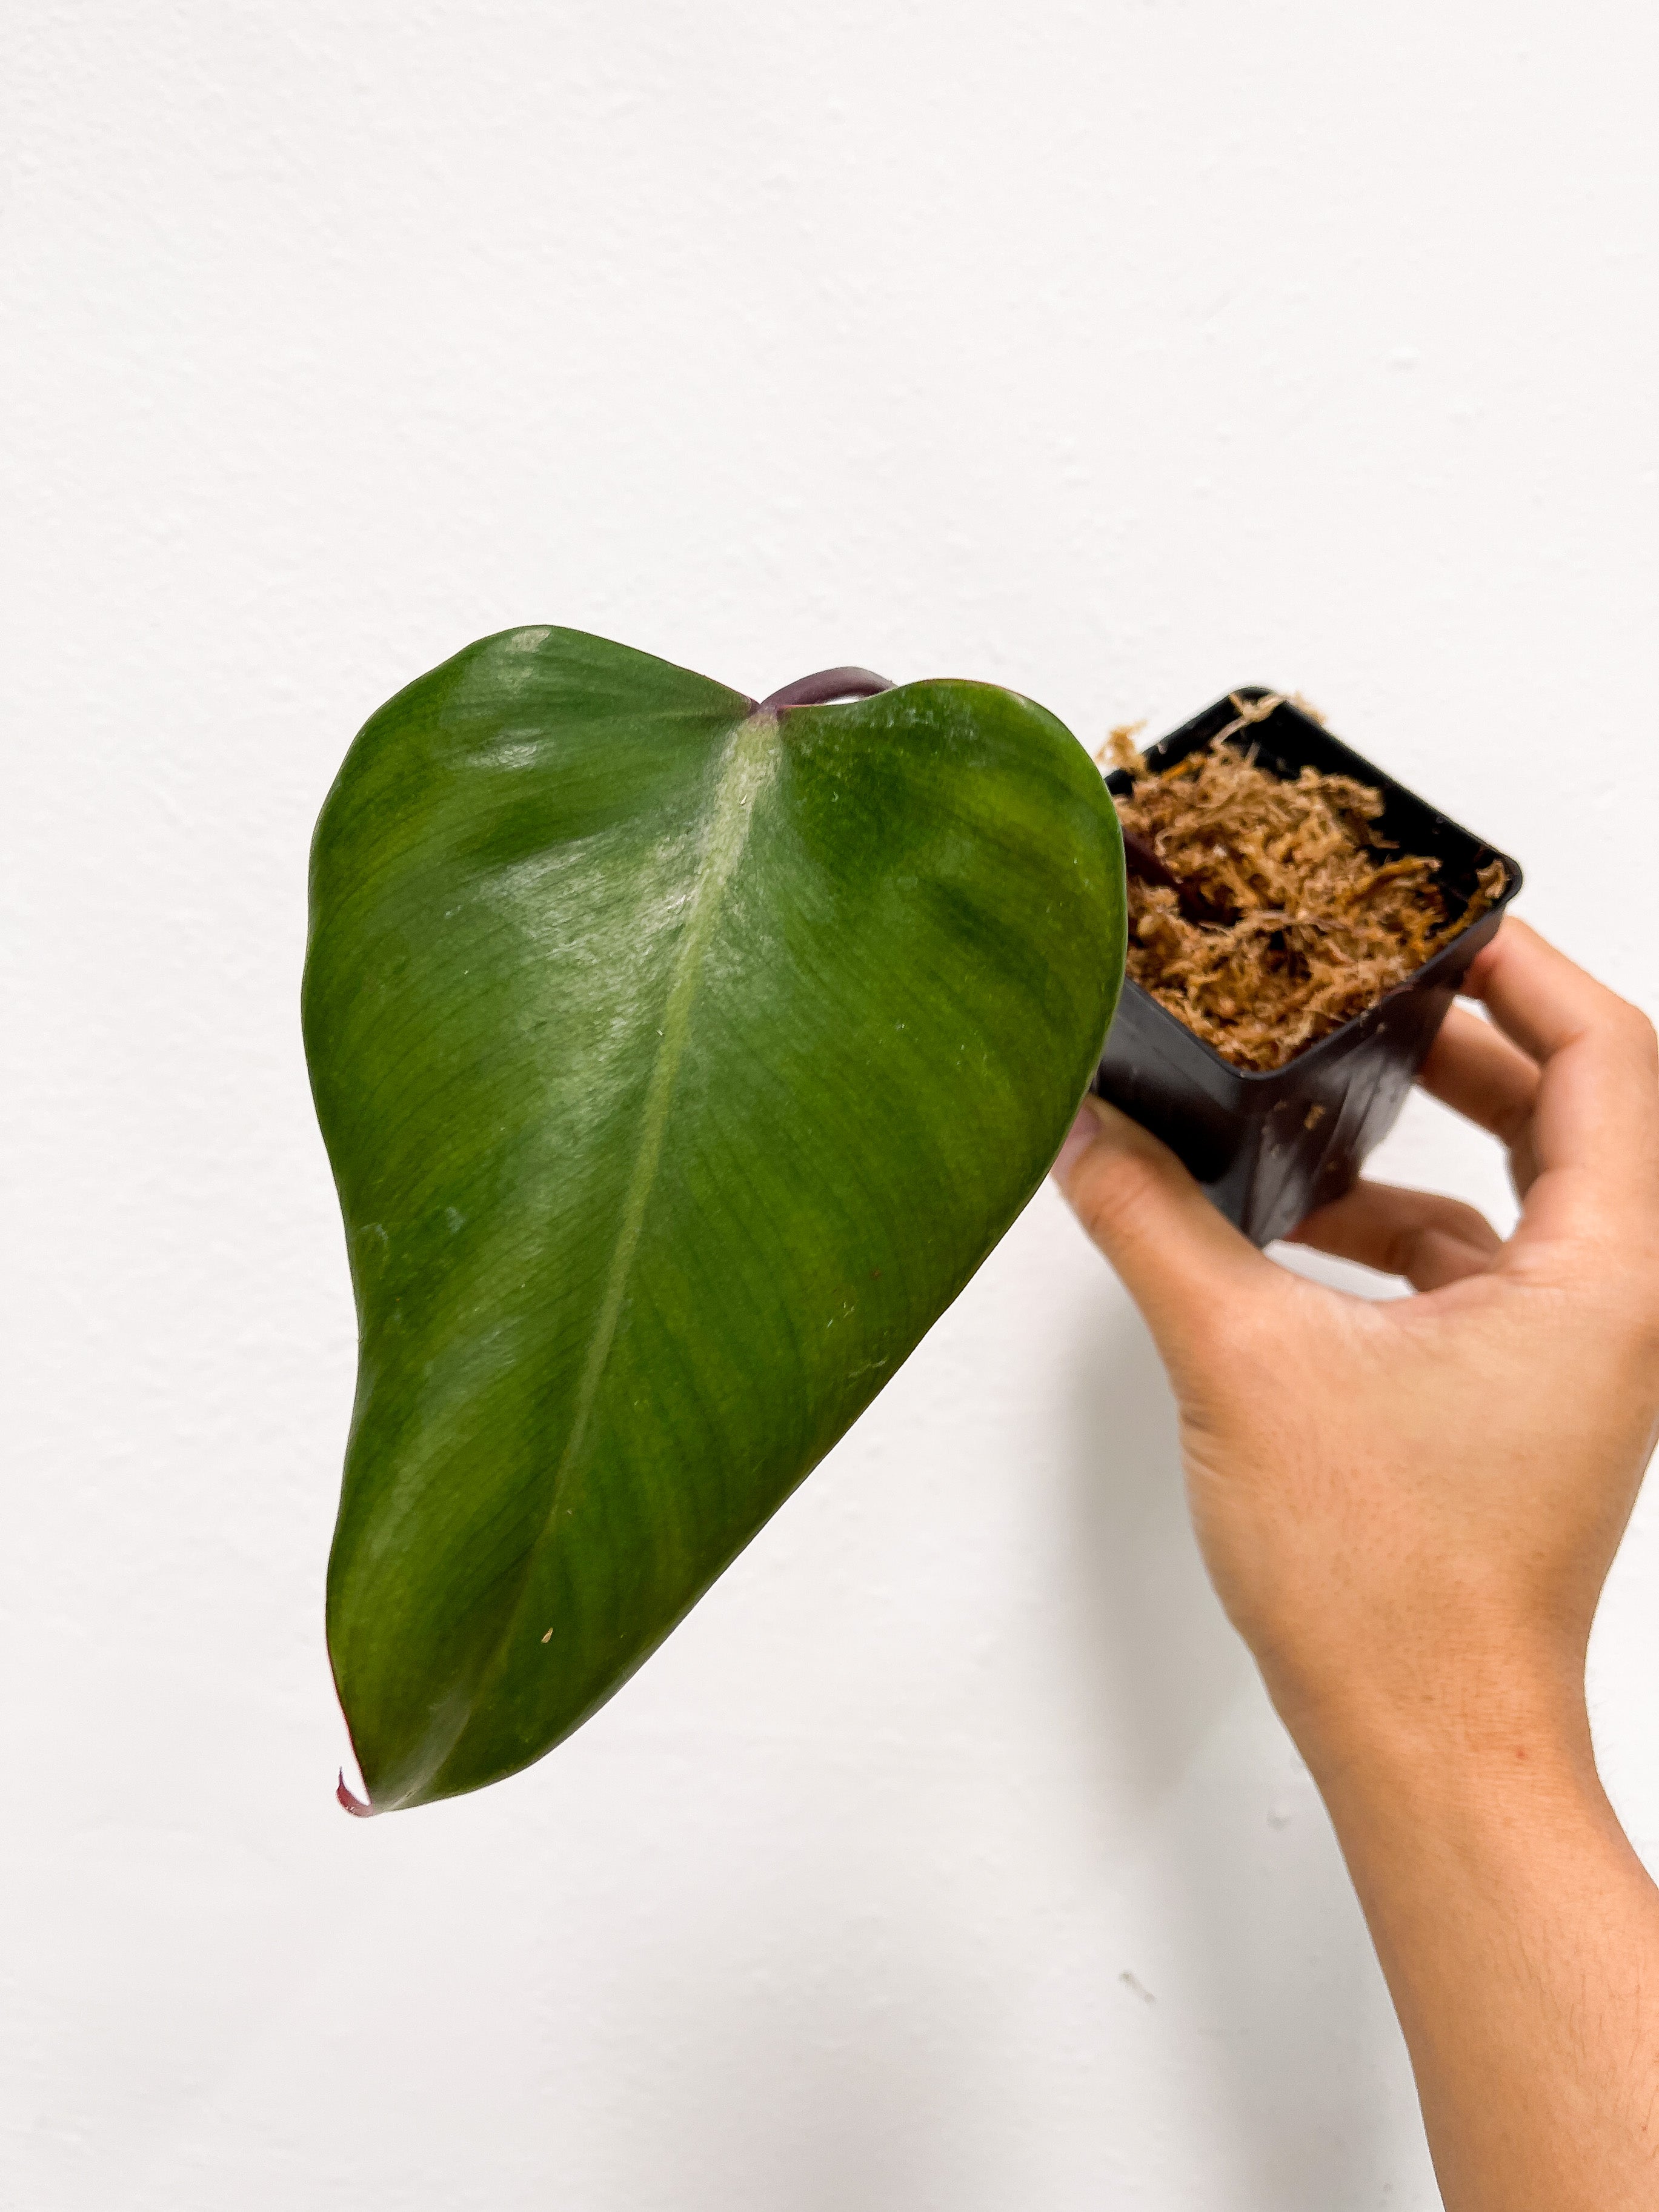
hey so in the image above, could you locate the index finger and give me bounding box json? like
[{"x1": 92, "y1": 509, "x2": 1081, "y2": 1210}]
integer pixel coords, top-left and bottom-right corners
[{"x1": 1461, "y1": 920, "x2": 1659, "y2": 1242}]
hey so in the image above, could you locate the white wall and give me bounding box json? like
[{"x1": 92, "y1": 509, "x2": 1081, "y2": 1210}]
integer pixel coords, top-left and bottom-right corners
[{"x1": 5, "y1": 5, "x2": 1657, "y2": 2206}]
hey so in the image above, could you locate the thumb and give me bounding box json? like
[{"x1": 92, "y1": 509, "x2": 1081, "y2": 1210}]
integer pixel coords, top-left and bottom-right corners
[{"x1": 1051, "y1": 1094, "x2": 1277, "y2": 1370}]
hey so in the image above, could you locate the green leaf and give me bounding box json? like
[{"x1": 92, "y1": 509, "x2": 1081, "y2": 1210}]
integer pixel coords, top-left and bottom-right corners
[{"x1": 304, "y1": 627, "x2": 1125, "y2": 1810}]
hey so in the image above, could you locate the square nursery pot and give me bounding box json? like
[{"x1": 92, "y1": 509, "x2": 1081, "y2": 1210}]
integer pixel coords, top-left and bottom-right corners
[{"x1": 1093, "y1": 688, "x2": 1523, "y2": 1248}]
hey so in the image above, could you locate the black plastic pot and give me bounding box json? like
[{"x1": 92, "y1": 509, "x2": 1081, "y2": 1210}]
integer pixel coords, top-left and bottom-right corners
[{"x1": 1093, "y1": 689, "x2": 1523, "y2": 1247}]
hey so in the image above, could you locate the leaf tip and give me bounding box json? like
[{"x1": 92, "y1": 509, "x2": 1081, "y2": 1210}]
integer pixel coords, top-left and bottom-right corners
[{"x1": 337, "y1": 1769, "x2": 376, "y2": 1818}]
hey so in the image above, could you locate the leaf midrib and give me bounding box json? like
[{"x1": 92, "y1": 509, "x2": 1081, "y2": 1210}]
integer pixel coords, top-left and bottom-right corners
[
  {"x1": 551, "y1": 707, "x2": 780, "y2": 1496},
  {"x1": 410, "y1": 705, "x2": 782, "y2": 1801}
]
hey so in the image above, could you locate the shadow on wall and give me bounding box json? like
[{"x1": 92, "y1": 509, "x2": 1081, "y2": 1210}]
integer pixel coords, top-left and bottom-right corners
[
  {"x1": 1057, "y1": 1281, "x2": 1405, "y2": 2210},
  {"x1": 1057, "y1": 1288, "x2": 1245, "y2": 1822}
]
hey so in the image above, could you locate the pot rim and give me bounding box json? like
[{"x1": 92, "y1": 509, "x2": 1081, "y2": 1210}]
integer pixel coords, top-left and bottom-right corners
[{"x1": 1103, "y1": 689, "x2": 1525, "y2": 1086}]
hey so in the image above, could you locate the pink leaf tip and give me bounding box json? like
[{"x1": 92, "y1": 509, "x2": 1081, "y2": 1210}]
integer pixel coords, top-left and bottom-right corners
[{"x1": 337, "y1": 1769, "x2": 375, "y2": 1818}]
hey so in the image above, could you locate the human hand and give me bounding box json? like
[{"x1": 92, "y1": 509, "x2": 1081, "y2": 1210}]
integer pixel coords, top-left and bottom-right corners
[
  {"x1": 1054, "y1": 918, "x2": 1659, "y2": 1779},
  {"x1": 1053, "y1": 918, "x2": 1659, "y2": 2211}
]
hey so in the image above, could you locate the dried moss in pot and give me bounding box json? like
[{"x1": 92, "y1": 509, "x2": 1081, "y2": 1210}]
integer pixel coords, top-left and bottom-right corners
[
  {"x1": 1112, "y1": 705, "x2": 1508, "y2": 1072},
  {"x1": 1094, "y1": 689, "x2": 1522, "y2": 1246}
]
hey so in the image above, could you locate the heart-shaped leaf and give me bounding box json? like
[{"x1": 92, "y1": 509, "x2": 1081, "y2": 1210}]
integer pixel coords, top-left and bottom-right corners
[{"x1": 304, "y1": 628, "x2": 1125, "y2": 1810}]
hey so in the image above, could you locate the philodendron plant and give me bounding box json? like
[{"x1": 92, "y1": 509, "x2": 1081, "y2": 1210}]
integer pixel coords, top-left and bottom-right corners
[{"x1": 304, "y1": 626, "x2": 1126, "y2": 1812}]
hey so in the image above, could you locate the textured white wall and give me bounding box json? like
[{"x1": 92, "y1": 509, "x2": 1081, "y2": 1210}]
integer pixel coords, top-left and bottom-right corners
[{"x1": 5, "y1": 5, "x2": 1657, "y2": 2207}]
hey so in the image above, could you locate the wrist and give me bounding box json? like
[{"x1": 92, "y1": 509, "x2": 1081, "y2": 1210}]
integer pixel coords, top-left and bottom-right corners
[
  {"x1": 1283, "y1": 1665, "x2": 1628, "y2": 1962},
  {"x1": 1263, "y1": 1642, "x2": 1597, "y2": 1813}
]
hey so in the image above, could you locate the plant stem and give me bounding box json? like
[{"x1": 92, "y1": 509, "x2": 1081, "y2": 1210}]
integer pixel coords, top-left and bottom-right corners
[{"x1": 758, "y1": 668, "x2": 894, "y2": 714}]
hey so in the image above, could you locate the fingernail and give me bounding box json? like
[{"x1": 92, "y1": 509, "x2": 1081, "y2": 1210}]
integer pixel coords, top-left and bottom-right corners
[{"x1": 1052, "y1": 1095, "x2": 1107, "y2": 1181}]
